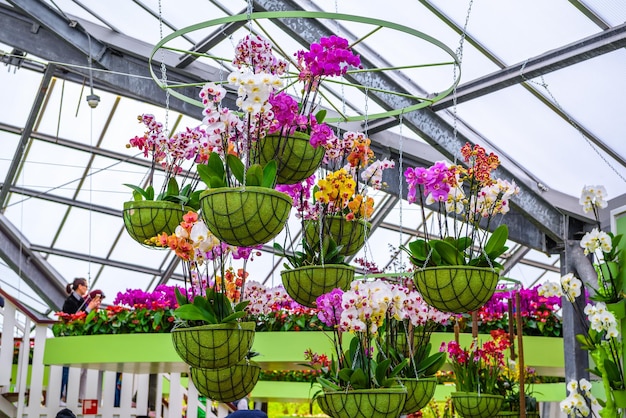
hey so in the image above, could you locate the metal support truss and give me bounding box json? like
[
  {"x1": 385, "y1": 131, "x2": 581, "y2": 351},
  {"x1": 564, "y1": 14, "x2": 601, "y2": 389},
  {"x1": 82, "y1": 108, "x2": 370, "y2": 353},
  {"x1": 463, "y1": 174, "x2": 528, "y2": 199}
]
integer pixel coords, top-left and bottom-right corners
[{"x1": 0, "y1": 214, "x2": 67, "y2": 309}]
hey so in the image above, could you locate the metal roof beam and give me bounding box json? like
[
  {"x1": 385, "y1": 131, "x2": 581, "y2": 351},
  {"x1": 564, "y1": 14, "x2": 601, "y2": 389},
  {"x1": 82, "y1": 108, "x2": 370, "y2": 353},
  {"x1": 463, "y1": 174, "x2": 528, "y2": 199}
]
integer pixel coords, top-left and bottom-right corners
[
  {"x1": 0, "y1": 2, "x2": 232, "y2": 118},
  {"x1": 431, "y1": 22, "x2": 626, "y2": 110},
  {"x1": 0, "y1": 214, "x2": 67, "y2": 310},
  {"x1": 177, "y1": 8, "x2": 248, "y2": 68},
  {"x1": 29, "y1": 243, "x2": 185, "y2": 281},
  {"x1": 8, "y1": 185, "x2": 121, "y2": 217}
]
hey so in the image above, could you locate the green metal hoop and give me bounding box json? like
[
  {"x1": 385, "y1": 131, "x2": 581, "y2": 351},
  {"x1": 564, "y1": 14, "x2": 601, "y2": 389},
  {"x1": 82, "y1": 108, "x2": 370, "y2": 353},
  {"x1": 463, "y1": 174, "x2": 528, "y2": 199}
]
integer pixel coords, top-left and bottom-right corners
[{"x1": 149, "y1": 11, "x2": 461, "y2": 123}]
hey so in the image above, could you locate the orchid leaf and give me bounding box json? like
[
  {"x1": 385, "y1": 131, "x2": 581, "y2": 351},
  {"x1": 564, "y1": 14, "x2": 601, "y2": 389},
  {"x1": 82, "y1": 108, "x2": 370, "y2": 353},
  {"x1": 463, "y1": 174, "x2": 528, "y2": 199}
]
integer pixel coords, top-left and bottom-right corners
[
  {"x1": 315, "y1": 109, "x2": 327, "y2": 124},
  {"x1": 227, "y1": 154, "x2": 245, "y2": 184},
  {"x1": 485, "y1": 224, "x2": 509, "y2": 255},
  {"x1": 197, "y1": 152, "x2": 226, "y2": 187},
  {"x1": 390, "y1": 358, "x2": 409, "y2": 378},
  {"x1": 349, "y1": 368, "x2": 367, "y2": 388},
  {"x1": 338, "y1": 368, "x2": 353, "y2": 383},
  {"x1": 375, "y1": 358, "x2": 391, "y2": 385},
  {"x1": 220, "y1": 311, "x2": 246, "y2": 323},
  {"x1": 455, "y1": 236, "x2": 472, "y2": 252},
  {"x1": 164, "y1": 177, "x2": 179, "y2": 198},
  {"x1": 261, "y1": 159, "x2": 277, "y2": 188},
  {"x1": 124, "y1": 183, "x2": 154, "y2": 201},
  {"x1": 406, "y1": 239, "x2": 429, "y2": 261},
  {"x1": 174, "y1": 287, "x2": 189, "y2": 306},
  {"x1": 245, "y1": 164, "x2": 263, "y2": 186},
  {"x1": 234, "y1": 300, "x2": 250, "y2": 312},
  {"x1": 187, "y1": 190, "x2": 202, "y2": 210},
  {"x1": 174, "y1": 304, "x2": 215, "y2": 323},
  {"x1": 604, "y1": 358, "x2": 622, "y2": 383},
  {"x1": 417, "y1": 352, "x2": 446, "y2": 376},
  {"x1": 431, "y1": 240, "x2": 465, "y2": 265},
  {"x1": 317, "y1": 377, "x2": 341, "y2": 391}
]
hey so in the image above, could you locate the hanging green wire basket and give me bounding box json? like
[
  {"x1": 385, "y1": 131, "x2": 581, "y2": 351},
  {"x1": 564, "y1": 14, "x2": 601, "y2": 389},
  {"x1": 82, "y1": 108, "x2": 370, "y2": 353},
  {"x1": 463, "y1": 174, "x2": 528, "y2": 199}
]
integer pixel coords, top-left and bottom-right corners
[
  {"x1": 305, "y1": 216, "x2": 370, "y2": 257},
  {"x1": 171, "y1": 322, "x2": 255, "y2": 369},
  {"x1": 253, "y1": 131, "x2": 325, "y2": 185},
  {"x1": 316, "y1": 388, "x2": 407, "y2": 418},
  {"x1": 451, "y1": 392, "x2": 504, "y2": 418},
  {"x1": 281, "y1": 264, "x2": 355, "y2": 308},
  {"x1": 190, "y1": 361, "x2": 261, "y2": 403},
  {"x1": 413, "y1": 266, "x2": 500, "y2": 313},
  {"x1": 400, "y1": 378, "x2": 438, "y2": 414},
  {"x1": 123, "y1": 200, "x2": 192, "y2": 248},
  {"x1": 199, "y1": 186, "x2": 292, "y2": 247}
]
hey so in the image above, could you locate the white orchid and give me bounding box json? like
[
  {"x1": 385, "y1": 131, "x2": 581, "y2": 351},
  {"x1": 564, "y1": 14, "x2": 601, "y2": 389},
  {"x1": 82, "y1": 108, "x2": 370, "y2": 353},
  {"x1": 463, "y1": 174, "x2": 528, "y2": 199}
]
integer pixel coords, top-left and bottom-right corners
[
  {"x1": 580, "y1": 228, "x2": 613, "y2": 256},
  {"x1": 538, "y1": 281, "x2": 563, "y2": 298},
  {"x1": 560, "y1": 273, "x2": 583, "y2": 302},
  {"x1": 560, "y1": 378, "x2": 597, "y2": 417},
  {"x1": 580, "y1": 185, "x2": 608, "y2": 213}
]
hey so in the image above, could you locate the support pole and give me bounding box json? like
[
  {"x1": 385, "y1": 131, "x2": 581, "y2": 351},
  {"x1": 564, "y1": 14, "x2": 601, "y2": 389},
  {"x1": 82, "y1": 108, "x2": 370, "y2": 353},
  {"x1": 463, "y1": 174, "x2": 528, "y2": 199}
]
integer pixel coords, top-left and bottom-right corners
[{"x1": 516, "y1": 291, "x2": 526, "y2": 418}]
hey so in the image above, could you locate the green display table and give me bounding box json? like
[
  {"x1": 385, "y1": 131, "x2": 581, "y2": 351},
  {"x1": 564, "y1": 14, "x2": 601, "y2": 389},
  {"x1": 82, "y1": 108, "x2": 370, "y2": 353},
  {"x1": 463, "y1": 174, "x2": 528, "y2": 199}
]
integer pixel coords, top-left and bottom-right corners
[{"x1": 44, "y1": 332, "x2": 566, "y2": 400}]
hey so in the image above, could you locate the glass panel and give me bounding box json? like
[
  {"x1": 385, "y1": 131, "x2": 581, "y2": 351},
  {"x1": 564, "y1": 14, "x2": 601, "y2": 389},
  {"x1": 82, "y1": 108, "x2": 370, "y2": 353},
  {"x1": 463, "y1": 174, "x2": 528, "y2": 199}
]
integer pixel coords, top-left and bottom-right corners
[
  {"x1": 53, "y1": 208, "x2": 119, "y2": 259},
  {"x1": 17, "y1": 141, "x2": 89, "y2": 198},
  {"x1": 431, "y1": 1, "x2": 599, "y2": 64},
  {"x1": 4, "y1": 198, "x2": 68, "y2": 246}
]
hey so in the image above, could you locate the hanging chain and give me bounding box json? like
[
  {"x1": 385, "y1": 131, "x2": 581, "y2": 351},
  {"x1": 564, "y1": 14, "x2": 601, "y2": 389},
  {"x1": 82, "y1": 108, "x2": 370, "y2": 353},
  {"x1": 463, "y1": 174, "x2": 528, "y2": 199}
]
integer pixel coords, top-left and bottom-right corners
[
  {"x1": 158, "y1": 0, "x2": 170, "y2": 133},
  {"x1": 451, "y1": 0, "x2": 474, "y2": 164},
  {"x1": 363, "y1": 87, "x2": 369, "y2": 137},
  {"x1": 247, "y1": 0, "x2": 253, "y2": 33},
  {"x1": 397, "y1": 111, "x2": 404, "y2": 269}
]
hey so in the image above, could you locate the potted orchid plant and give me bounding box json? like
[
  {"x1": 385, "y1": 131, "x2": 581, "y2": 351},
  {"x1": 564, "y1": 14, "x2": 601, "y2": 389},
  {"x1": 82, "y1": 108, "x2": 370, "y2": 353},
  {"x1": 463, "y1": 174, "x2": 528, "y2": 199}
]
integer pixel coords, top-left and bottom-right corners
[
  {"x1": 154, "y1": 210, "x2": 260, "y2": 370},
  {"x1": 578, "y1": 185, "x2": 624, "y2": 308},
  {"x1": 192, "y1": 33, "x2": 362, "y2": 248},
  {"x1": 306, "y1": 280, "x2": 408, "y2": 418},
  {"x1": 541, "y1": 186, "x2": 626, "y2": 417},
  {"x1": 253, "y1": 34, "x2": 361, "y2": 185},
  {"x1": 402, "y1": 142, "x2": 520, "y2": 313},
  {"x1": 379, "y1": 277, "x2": 451, "y2": 415},
  {"x1": 539, "y1": 185, "x2": 625, "y2": 418},
  {"x1": 302, "y1": 132, "x2": 395, "y2": 257},
  {"x1": 123, "y1": 115, "x2": 207, "y2": 246},
  {"x1": 273, "y1": 133, "x2": 395, "y2": 306},
  {"x1": 544, "y1": 277, "x2": 624, "y2": 417},
  {"x1": 441, "y1": 331, "x2": 511, "y2": 418}
]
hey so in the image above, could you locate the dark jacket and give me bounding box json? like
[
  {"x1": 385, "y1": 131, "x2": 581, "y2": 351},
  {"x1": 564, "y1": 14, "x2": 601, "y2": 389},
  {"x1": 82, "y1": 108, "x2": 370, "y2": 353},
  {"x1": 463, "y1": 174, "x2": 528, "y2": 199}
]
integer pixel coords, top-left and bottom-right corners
[
  {"x1": 56, "y1": 408, "x2": 77, "y2": 418},
  {"x1": 61, "y1": 293, "x2": 86, "y2": 314},
  {"x1": 229, "y1": 411, "x2": 267, "y2": 418}
]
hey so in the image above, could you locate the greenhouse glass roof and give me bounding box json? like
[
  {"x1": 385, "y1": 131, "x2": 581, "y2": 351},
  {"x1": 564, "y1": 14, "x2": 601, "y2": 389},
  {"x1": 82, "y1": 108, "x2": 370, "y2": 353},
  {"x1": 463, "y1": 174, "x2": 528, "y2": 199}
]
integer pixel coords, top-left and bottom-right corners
[{"x1": 0, "y1": 0, "x2": 624, "y2": 317}]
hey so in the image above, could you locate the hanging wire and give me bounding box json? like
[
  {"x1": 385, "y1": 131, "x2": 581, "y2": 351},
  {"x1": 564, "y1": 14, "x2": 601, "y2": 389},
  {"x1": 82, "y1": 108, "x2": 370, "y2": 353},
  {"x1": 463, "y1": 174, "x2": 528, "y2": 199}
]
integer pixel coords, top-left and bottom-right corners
[
  {"x1": 87, "y1": 77, "x2": 94, "y2": 285},
  {"x1": 520, "y1": 62, "x2": 626, "y2": 184},
  {"x1": 85, "y1": 32, "x2": 97, "y2": 286},
  {"x1": 451, "y1": 0, "x2": 474, "y2": 164},
  {"x1": 397, "y1": 112, "x2": 404, "y2": 268},
  {"x1": 247, "y1": 0, "x2": 254, "y2": 34},
  {"x1": 420, "y1": 0, "x2": 475, "y2": 270},
  {"x1": 158, "y1": 0, "x2": 170, "y2": 134}
]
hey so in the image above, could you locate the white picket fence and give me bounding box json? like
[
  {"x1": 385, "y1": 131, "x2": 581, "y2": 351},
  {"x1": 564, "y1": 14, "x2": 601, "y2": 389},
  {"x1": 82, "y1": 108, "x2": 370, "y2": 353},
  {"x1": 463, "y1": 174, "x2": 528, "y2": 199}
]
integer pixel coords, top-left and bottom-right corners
[{"x1": 0, "y1": 289, "x2": 233, "y2": 418}]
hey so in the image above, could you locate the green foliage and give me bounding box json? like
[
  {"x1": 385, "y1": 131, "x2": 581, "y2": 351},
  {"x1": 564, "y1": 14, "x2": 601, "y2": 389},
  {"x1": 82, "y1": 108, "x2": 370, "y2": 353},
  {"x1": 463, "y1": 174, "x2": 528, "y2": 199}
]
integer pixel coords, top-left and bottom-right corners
[
  {"x1": 402, "y1": 224, "x2": 509, "y2": 269},
  {"x1": 196, "y1": 152, "x2": 278, "y2": 189},
  {"x1": 174, "y1": 287, "x2": 249, "y2": 325},
  {"x1": 123, "y1": 177, "x2": 202, "y2": 210},
  {"x1": 274, "y1": 236, "x2": 347, "y2": 269},
  {"x1": 317, "y1": 335, "x2": 407, "y2": 391},
  {"x1": 382, "y1": 331, "x2": 446, "y2": 379},
  {"x1": 52, "y1": 306, "x2": 177, "y2": 336},
  {"x1": 250, "y1": 311, "x2": 333, "y2": 332}
]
